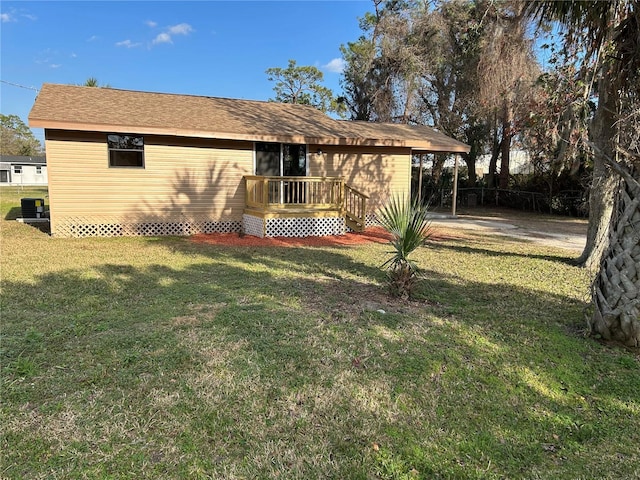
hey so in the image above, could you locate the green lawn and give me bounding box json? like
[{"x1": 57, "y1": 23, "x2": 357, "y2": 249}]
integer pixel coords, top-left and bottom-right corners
[{"x1": 1, "y1": 186, "x2": 638, "y2": 479}]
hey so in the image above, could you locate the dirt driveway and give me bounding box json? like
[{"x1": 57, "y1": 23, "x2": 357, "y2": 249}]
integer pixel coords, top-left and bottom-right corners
[{"x1": 431, "y1": 207, "x2": 588, "y2": 251}]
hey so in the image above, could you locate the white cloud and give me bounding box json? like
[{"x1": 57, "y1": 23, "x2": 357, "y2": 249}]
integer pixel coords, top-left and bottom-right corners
[
  {"x1": 116, "y1": 39, "x2": 142, "y2": 48},
  {"x1": 152, "y1": 32, "x2": 172, "y2": 45},
  {"x1": 168, "y1": 23, "x2": 193, "y2": 35},
  {"x1": 50, "y1": 64, "x2": 61, "y2": 69},
  {"x1": 324, "y1": 58, "x2": 346, "y2": 73},
  {"x1": 87, "y1": 35, "x2": 99, "y2": 42},
  {"x1": 145, "y1": 20, "x2": 157, "y2": 28},
  {"x1": 149, "y1": 23, "x2": 193, "y2": 47},
  {"x1": 1, "y1": 10, "x2": 37, "y2": 22},
  {"x1": 70, "y1": 52, "x2": 77, "y2": 58}
]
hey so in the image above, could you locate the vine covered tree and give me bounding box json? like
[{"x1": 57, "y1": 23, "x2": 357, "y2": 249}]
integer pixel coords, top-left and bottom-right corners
[
  {"x1": 527, "y1": 0, "x2": 640, "y2": 346},
  {"x1": 340, "y1": 0, "x2": 538, "y2": 189}
]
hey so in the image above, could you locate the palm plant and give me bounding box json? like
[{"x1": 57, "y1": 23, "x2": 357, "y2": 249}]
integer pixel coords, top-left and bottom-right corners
[
  {"x1": 377, "y1": 195, "x2": 432, "y2": 299},
  {"x1": 81, "y1": 77, "x2": 111, "y2": 88}
]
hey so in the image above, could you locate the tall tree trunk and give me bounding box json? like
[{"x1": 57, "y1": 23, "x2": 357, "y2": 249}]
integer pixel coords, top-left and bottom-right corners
[
  {"x1": 574, "y1": 75, "x2": 619, "y2": 269},
  {"x1": 432, "y1": 154, "x2": 446, "y2": 186},
  {"x1": 499, "y1": 103, "x2": 513, "y2": 190},
  {"x1": 487, "y1": 113, "x2": 500, "y2": 189},
  {"x1": 590, "y1": 162, "x2": 640, "y2": 347},
  {"x1": 463, "y1": 152, "x2": 477, "y2": 187}
]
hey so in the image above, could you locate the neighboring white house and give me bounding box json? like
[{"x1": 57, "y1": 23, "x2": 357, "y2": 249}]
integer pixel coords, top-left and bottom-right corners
[
  {"x1": 0, "y1": 156, "x2": 47, "y2": 186},
  {"x1": 475, "y1": 150, "x2": 534, "y2": 177}
]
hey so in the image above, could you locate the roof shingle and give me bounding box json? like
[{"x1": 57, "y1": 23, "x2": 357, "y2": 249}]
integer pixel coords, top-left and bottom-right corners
[{"x1": 29, "y1": 83, "x2": 469, "y2": 153}]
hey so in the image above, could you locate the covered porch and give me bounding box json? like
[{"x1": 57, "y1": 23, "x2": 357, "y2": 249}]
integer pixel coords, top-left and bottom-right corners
[{"x1": 243, "y1": 176, "x2": 368, "y2": 238}]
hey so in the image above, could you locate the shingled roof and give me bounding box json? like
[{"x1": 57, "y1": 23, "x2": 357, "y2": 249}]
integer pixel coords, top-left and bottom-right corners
[{"x1": 29, "y1": 83, "x2": 470, "y2": 153}]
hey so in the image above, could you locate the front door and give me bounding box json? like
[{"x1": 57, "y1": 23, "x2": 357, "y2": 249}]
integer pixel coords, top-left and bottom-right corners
[{"x1": 282, "y1": 144, "x2": 306, "y2": 203}]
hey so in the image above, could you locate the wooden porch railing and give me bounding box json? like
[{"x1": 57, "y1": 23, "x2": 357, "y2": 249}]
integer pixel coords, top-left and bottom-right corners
[
  {"x1": 245, "y1": 176, "x2": 344, "y2": 210},
  {"x1": 344, "y1": 184, "x2": 368, "y2": 232},
  {"x1": 244, "y1": 176, "x2": 369, "y2": 231}
]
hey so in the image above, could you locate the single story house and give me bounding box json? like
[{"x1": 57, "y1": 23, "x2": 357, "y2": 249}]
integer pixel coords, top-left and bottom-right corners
[
  {"x1": 29, "y1": 83, "x2": 469, "y2": 238},
  {"x1": 0, "y1": 155, "x2": 47, "y2": 186}
]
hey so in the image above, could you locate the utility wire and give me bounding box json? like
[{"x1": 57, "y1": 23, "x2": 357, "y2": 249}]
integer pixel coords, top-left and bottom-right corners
[{"x1": 0, "y1": 80, "x2": 39, "y2": 93}]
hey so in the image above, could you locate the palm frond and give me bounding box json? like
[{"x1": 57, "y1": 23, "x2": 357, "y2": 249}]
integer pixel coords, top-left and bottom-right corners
[{"x1": 377, "y1": 195, "x2": 432, "y2": 297}]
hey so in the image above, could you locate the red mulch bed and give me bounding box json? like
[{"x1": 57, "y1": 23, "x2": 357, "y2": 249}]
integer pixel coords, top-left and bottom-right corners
[{"x1": 190, "y1": 226, "x2": 457, "y2": 247}]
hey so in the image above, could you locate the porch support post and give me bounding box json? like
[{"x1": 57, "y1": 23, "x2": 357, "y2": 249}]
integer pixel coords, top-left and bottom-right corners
[
  {"x1": 418, "y1": 154, "x2": 424, "y2": 205},
  {"x1": 262, "y1": 177, "x2": 269, "y2": 208},
  {"x1": 452, "y1": 154, "x2": 459, "y2": 217}
]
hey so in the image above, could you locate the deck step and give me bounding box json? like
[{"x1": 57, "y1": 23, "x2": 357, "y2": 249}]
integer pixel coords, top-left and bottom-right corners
[{"x1": 345, "y1": 215, "x2": 365, "y2": 232}]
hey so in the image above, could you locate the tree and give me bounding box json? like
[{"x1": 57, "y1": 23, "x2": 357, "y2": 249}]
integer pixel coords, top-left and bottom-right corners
[
  {"x1": 341, "y1": 0, "x2": 488, "y2": 189},
  {"x1": 265, "y1": 60, "x2": 345, "y2": 116},
  {"x1": 413, "y1": 0, "x2": 490, "y2": 187},
  {"x1": 476, "y1": 1, "x2": 539, "y2": 189},
  {"x1": 340, "y1": 0, "x2": 425, "y2": 123},
  {"x1": 0, "y1": 114, "x2": 43, "y2": 156},
  {"x1": 340, "y1": 0, "x2": 538, "y2": 191},
  {"x1": 527, "y1": 0, "x2": 640, "y2": 346},
  {"x1": 519, "y1": 52, "x2": 594, "y2": 207},
  {"x1": 526, "y1": 1, "x2": 636, "y2": 270},
  {"x1": 81, "y1": 77, "x2": 111, "y2": 88},
  {"x1": 522, "y1": 60, "x2": 592, "y2": 180}
]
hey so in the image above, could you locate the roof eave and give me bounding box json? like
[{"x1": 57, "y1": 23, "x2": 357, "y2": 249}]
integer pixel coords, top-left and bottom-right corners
[{"x1": 30, "y1": 119, "x2": 471, "y2": 153}]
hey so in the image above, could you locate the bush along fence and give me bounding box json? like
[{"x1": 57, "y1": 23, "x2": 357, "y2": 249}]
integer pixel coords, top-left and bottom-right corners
[{"x1": 412, "y1": 181, "x2": 588, "y2": 217}]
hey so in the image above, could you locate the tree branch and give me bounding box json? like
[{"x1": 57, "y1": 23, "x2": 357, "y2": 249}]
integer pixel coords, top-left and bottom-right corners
[{"x1": 588, "y1": 141, "x2": 640, "y2": 190}]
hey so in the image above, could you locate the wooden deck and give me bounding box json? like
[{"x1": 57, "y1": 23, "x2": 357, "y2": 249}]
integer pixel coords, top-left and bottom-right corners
[{"x1": 244, "y1": 176, "x2": 368, "y2": 231}]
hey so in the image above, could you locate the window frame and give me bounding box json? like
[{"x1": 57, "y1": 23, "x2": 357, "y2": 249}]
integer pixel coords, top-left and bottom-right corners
[
  {"x1": 107, "y1": 134, "x2": 145, "y2": 168},
  {"x1": 13, "y1": 165, "x2": 22, "y2": 174},
  {"x1": 253, "y1": 142, "x2": 308, "y2": 176}
]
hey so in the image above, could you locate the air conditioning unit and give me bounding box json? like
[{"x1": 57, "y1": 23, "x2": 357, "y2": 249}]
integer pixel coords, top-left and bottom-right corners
[{"x1": 21, "y1": 198, "x2": 45, "y2": 218}]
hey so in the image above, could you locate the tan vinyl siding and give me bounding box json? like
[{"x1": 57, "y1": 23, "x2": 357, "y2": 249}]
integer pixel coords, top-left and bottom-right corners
[
  {"x1": 45, "y1": 130, "x2": 252, "y2": 235},
  {"x1": 308, "y1": 145, "x2": 411, "y2": 210}
]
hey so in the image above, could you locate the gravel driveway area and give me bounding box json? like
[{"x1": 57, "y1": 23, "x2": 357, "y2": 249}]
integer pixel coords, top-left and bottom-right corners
[{"x1": 430, "y1": 208, "x2": 588, "y2": 251}]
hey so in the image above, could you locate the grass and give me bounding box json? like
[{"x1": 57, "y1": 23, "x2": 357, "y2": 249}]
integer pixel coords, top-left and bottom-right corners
[{"x1": 1, "y1": 186, "x2": 639, "y2": 479}]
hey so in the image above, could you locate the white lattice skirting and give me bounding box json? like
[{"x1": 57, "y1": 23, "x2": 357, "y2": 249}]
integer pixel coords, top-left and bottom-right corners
[
  {"x1": 242, "y1": 214, "x2": 266, "y2": 238},
  {"x1": 53, "y1": 216, "x2": 241, "y2": 238},
  {"x1": 243, "y1": 214, "x2": 345, "y2": 238},
  {"x1": 365, "y1": 212, "x2": 379, "y2": 227}
]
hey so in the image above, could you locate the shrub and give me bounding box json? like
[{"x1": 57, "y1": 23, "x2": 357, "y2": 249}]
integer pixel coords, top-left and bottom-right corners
[{"x1": 377, "y1": 195, "x2": 432, "y2": 298}]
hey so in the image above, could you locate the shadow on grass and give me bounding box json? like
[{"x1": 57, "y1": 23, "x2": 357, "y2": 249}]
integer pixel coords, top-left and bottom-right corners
[
  {"x1": 4, "y1": 206, "x2": 23, "y2": 220},
  {"x1": 426, "y1": 235, "x2": 579, "y2": 264},
  {"x1": 1, "y1": 239, "x2": 638, "y2": 479}
]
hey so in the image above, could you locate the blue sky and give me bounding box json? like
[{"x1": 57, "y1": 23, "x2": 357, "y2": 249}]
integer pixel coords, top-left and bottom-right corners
[{"x1": 1, "y1": 1, "x2": 372, "y2": 143}]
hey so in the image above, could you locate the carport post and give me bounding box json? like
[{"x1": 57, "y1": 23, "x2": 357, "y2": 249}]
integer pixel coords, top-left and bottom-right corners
[
  {"x1": 418, "y1": 154, "x2": 424, "y2": 205},
  {"x1": 452, "y1": 154, "x2": 459, "y2": 217}
]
